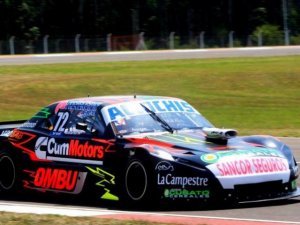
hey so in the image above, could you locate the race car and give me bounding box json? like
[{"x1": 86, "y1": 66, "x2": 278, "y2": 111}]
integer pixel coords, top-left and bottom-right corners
[{"x1": 0, "y1": 95, "x2": 299, "y2": 205}]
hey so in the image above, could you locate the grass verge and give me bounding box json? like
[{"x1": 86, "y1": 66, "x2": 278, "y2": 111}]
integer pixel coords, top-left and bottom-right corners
[
  {"x1": 0, "y1": 212, "x2": 177, "y2": 225},
  {"x1": 0, "y1": 56, "x2": 299, "y2": 136}
]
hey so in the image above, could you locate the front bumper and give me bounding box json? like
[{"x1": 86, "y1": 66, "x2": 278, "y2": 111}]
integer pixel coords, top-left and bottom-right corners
[
  {"x1": 238, "y1": 187, "x2": 300, "y2": 203},
  {"x1": 222, "y1": 179, "x2": 300, "y2": 203}
]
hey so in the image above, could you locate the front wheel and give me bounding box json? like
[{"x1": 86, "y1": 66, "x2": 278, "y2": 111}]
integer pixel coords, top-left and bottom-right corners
[{"x1": 125, "y1": 159, "x2": 148, "y2": 201}]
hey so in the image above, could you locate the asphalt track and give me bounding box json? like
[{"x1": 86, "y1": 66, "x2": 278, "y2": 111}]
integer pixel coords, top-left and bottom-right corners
[
  {"x1": 0, "y1": 140, "x2": 299, "y2": 224},
  {"x1": 1, "y1": 48, "x2": 300, "y2": 224},
  {"x1": 0, "y1": 45, "x2": 300, "y2": 65}
]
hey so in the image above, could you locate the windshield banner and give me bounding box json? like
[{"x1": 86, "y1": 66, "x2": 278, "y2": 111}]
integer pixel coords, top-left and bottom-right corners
[{"x1": 102, "y1": 99, "x2": 198, "y2": 124}]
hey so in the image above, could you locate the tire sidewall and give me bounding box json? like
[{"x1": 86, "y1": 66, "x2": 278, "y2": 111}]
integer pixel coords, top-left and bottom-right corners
[
  {"x1": 0, "y1": 152, "x2": 17, "y2": 192},
  {"x1": 125, "y1": 159, "x2": 148, "y2": 201},
  {"x1": 122, "y1": 157, "x2": 156, "y2": 207}
]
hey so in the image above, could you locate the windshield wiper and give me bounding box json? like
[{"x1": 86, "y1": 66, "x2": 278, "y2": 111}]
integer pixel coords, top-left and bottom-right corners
[{"x1": 140, "y1": 104, "x2": 174, "y2": 134}]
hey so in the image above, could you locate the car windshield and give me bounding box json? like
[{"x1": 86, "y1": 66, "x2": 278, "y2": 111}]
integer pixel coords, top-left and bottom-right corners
[{"x1": 101, "y1": 99, "x2": 213, "y2": 136}]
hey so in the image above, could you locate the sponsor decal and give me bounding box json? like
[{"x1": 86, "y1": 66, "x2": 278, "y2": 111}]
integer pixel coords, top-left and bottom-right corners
[
  {"x1": 164, "y1": 188, "x2": 210, "y2": 199},
  {"x1": 35, "y1": 137, "x2": 104, "y2": 164},
  {"x1": 20, "y1": 121, "x2": 37, "y2": 128},
  {"x1": 8, "y1": 131, "x2": 40, "y2": 161},
  {"x1": 215, "y1": 157, "x2": 288, "y2": 177},
  {"x1": 86, "y1": 167, "x2": 119, "y2": 201},
  {"x1": 9, "y1": 130, "x2": 24, "y2": 140},
  {"x1": 205, "y1": 151, "x2": 291, "y2": 189},
  {"x1": 201, "y1": 148, "x2": 285, "y2": 164},
  {"x1": 201, "y1": 154, "x2": 218, "y2": 163},
  {"x1": 291, "y1": 179, "x2": 297, "y2": 190},
  {"x1": 55, "y1": 102, "x2": 99, "y2": 116},
  {"x1": 103, "y1": 99, "x2": 197, "y2": 122},
  {"x1": 33, "y1": 168, "x2": 78, "y2": 191},
  {"x1": 63, "y1": 129, "x2": 85, "y2": 135},
  {"x1": 155, "y1": 161, "x2": 174, "y2": 171},
  {"x1": 33, "y1": 107, "x2": 52, "y2": 119},
  {"x1": 157, "y1": 174, "x2": 208, "y2": 188},
  {"x1": 50, "y1": 131, "x2": 64, "y2": 136},
  {"x1": 0, "y1": 130, "x2": 12, "y2": 137},
  {"x1": 23, "y1": 168, "x2": 87, "y2": 193},
  {"x1": 66, "y1": 101, "x2": 98, "y2": 117}
]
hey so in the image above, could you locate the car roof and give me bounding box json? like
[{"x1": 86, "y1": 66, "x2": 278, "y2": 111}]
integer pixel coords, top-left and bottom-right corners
[{"x1": 59, "y1": 95, "x2": 182, "y2": 107}]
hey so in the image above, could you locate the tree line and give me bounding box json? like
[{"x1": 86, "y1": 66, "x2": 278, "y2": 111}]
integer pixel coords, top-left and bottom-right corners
[{"x1": 0, "y1": 0, "x2": 299, "y2": 41}]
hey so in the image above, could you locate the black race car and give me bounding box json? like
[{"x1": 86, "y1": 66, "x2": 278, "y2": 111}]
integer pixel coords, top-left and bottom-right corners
[{"x1": 0, "y1": 96, "x2": 299, "y2": 205}]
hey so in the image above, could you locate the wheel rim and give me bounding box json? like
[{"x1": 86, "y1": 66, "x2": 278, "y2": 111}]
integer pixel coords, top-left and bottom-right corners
[
  {"x1": 0, "y1": 155, "x2": 16, "y2": 190},
  {"x1": 125, "y1": 161, "x2": 147, "y2": 201}
]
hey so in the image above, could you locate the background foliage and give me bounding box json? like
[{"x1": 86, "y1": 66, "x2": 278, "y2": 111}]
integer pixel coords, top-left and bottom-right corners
[{"x1": 0, "y1": 0, "x2": 300, "y2": 40}]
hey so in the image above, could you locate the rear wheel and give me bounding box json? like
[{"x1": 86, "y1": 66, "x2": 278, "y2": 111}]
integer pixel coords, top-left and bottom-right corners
[{"x1": 0, "y1": 153, "x2": 17, "y2": 192}]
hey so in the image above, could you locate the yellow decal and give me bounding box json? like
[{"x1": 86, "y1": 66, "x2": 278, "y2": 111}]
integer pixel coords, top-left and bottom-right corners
[{"x1": 86, "y1": 167, "x2": 119, "y2": 201}]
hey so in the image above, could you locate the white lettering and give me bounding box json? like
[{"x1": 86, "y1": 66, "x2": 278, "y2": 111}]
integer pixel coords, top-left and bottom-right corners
[
  {"x1": 35, "y1": 137, "x2": 104, "y2": 162},
  {"x1": 0, "y1": 130, "x2": 12, "y2": 137},
  {"x1": 104, "y1": 99, "x2": 198, "y2": 122},
  {"x1": 157, "y1": 174, "x2": 208, "y2": 188},
  {"x1": 216, "y1": 157, "x2": 289, "y2": 177}
]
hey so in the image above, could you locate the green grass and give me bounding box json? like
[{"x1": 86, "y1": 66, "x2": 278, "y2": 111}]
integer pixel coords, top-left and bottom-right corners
[
  {"x1": 0, "y1": 212, "x2": 176, "y2": 225},
  {"x1": 0, "y1": 56, "x2": 300, "y2": 136}
]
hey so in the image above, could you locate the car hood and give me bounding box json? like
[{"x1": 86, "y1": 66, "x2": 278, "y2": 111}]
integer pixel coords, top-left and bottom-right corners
[
  {"x1": 136, "y1": 131, "x2": 292, "y2": 189},
  {"x1": 126, "y1": 130, "x2": 287, "y2": 161},
  {"x1": 143, "y1": 131, "x2": 274, "y2": 154}
]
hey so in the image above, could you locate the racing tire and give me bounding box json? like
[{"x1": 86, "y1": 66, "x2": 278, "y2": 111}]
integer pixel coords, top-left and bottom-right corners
[
  {"x1": 0, "y1": 153, "x2": 18, "y2": 193},
  {"x1": 123, "y1": 158, "x2": 155, "y2": 207}
]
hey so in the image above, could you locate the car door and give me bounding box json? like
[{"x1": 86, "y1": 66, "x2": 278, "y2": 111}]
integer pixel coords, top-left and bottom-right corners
[{"x1": 30, "y1": 102, "x2": 113, "y2": 192}]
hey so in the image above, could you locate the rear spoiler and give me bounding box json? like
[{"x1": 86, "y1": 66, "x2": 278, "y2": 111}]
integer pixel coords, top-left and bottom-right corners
[{"x1": 0, "y1": 120, "x2": 26, "y2": 130}]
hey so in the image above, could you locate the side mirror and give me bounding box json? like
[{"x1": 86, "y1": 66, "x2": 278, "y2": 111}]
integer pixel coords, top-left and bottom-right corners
[{"x1": 44, "y1": 119, "x2": 54, "y2": 130}]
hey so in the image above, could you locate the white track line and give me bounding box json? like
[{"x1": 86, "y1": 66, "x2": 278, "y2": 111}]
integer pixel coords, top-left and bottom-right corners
[
  {"x1": 1, "y1": 201, "x2": 300, "y2": 224},
  {"x1": 34, "y1": 54, "x2": 73, "y2": 57},
  {"x1": 0, "y1": 201, "x2": 116, "y2": 217},
  {"x1": 135, "y1": 213, "x2": 300, "y2": 224},
  {"x1": 121, "y1": 211, "x2": 300, "y2": 225},
  {"x1": 238, "y1": 47, "x2": 273, "y2": 51}
]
